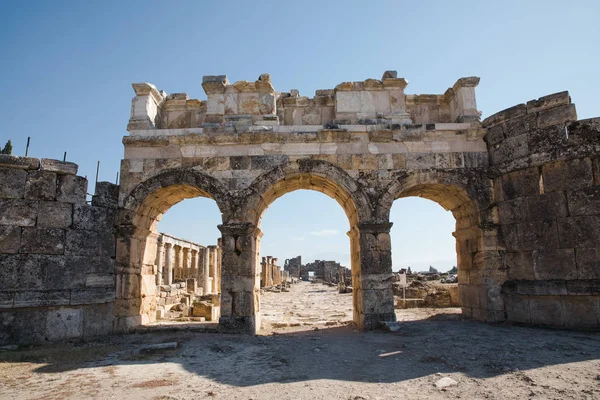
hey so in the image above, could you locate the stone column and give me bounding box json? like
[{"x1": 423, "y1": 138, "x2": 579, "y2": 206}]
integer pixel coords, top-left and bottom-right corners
[
  {"x1": 208, "y1": 245, "x2": 217, "y2": 294},
  {"x1": 155, "y1": 238, "x2": 165, "y2": 286},
  {"x1": 354, "y1": 221, "x2": 396, "y2": 329},
  {"x1": 216, "y1": 239, "x2": 222, "y2": 295},
  {"x1": 174, "y1": 245, "x2": 182, "y2": 281},
  {"x1": 182, "y1": 247, "x2": 191, "y2": 280},
  {"x1": 261, "y1": 257, "x2": 267, "y2": 288},
  {"x1": 203, "y1": 246, "x2": 211, "y2": 295},
  {"x1": 218, "y1": 222, "x2": 261, "y2": 334},
  {"x1": 164, "y1": 243, "x2": 173, "y2": 285},
  {"x1": 191, "y1": 249, "x2": 198, "y2": 283}
]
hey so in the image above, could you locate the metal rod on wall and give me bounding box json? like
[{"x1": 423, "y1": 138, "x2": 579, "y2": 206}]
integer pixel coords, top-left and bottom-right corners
[
  {"x1": 25, "y1": 137, "x2": 30, "y2": 156},
  {"x1": 95, "y1": 161, "x2": 100, "y2": 194}
]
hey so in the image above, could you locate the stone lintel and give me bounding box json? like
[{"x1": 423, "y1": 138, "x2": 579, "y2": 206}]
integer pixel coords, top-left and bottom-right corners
[
  {"x1": 382, "y1": 77, "x2": 408, "y2": 90},
  {"x1": 40, "y1": 158, "x2": 78, "y2": 175}
]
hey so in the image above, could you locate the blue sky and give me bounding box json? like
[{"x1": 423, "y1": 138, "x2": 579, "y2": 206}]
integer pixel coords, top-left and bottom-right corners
[{"x1": 1, "y1": 1, "x2": 598, "y2": 271}]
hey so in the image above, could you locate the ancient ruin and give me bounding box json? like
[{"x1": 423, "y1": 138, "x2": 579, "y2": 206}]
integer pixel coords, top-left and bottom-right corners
[{"x1": 0, "y1": 70, "x2": 599, "y2": 344}]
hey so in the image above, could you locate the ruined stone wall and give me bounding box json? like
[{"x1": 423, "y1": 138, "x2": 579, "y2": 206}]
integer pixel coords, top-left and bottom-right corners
[
  {"x1": 0, "y1": 155, "x2": 118, "y2": 344},
  {"x1": 483, "y1": 92, "x2": 600, "y2": 328}
]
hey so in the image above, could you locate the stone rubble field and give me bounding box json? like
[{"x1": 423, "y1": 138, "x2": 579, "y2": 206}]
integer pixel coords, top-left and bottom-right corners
[{"x1": 1, "y1": 282, "x2": 600, "y2": 400}]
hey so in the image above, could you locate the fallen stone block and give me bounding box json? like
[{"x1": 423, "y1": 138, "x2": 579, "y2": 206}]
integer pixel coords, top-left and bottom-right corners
[{"x1": 138, "y1": 342, "x2": 177, "y2": 354}]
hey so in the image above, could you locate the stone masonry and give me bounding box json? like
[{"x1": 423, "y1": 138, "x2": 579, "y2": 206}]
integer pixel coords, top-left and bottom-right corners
[
  {"x1": 117, "y1": 71, "x2": 599, "y2": 335},
  {"x1": 0, "y1": 155, "x2": 118, "y2": 344},
  {"x1": 1, "y1": 69, "x2": 598, "y2": 345}
]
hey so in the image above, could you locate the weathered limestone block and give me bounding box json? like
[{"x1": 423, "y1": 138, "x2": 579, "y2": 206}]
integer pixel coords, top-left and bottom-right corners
[
  {"x1": 65, "y1": 230, "x2": 99, "y2": 256},
  {"x1": 37, "y1": 201, "x2": 73, "y2": 228},
  {"x1": 0, "y1": 154, "x2": 39, "y2": 170},
  {"x1": 25, "y1": 170, "x2": 57, "y2": 201},
  {"x1": 45, "y1": 255, "x2": 86, "y2": 289},
  {"x1": 575, "y1": 248, "x2": 600, "y2": 279},
  {"x1": 92, "y1": 181, "x2": 119, "y2": 209},
  {"x1": 542, "y1": 158, "x2": 594, "y2": 192},
  {"x1": 83, "y1": 303, "x2": 114, "y2": 337},
  {"x1": 0, "y1": 226, "x2": 21, "y2": 253},
  {"x1": 557, "y1": 215, "x2": 600, "y2": 248},
  {"x1": 567, "y1": 186, "x2": 600, "y2": 216},
  {"x1": 46, "y1": 308, "x2": 83, "y2": 341},
  {"x1": 192, "y1": 301, "x2": 218, "y2": 321},
  {"x1": 20, "y1": 228, "x2": 65, "y2": 254},
  {"x1": 73, "y1": 204, "x2": 116, "y2": 232},
  {"x1": 532, "y1": 248, "x2": 577, "y2": 280},
  {"x1": 40, "y1": 158, "x2": 78, "y2": 175},
  {"x1": 57, "y1": 174, "x2": 88, "y2": 203},
  {"x1": 0, "y1": 167, "x2": 27, "y2": 198}
]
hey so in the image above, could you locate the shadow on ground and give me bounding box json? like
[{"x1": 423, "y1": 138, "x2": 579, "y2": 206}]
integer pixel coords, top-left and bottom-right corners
[{"x1": 2, "y1": 314, "x2": 599, "y2": 388}]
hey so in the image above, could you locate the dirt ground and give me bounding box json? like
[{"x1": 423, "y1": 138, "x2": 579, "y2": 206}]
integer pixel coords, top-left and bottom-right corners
[{"x1": 1, "y1": 282, "x2": 600, "y2": 400}]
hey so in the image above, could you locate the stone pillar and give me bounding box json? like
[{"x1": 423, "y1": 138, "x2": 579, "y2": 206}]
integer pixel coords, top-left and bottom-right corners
[
  {"x1": 218, "y1": 222, "x2": 261, "y2": 334},
  {"x1": 191, "y1": 249, "x2": 198, "y2": 283},
  {"x1": 203, "y1": 246, "x2": 211, "y2": 295},
  {"x1": 261, "y1": 257, "x2": 268, "y2": 287},
  {"x1": 182, "y1": 247, "x2": 190, "y2": 280},
  {"x1": 164, "y1": 243, "x2": 173, "y2": 285},
  {"x1": 174, "y1": 245, "x2": 182, "y2": 281},
  {"x1": 354, "y1": 221, "x2": 396, "y2": 329},
  {"x1": 155, "y1": 238, "x2": 165, "y2": 286},
  {"x1": 208, "y1": 245, "x2": 217, "y2": 294},
  {"x1": 216, "y1": 239, "x2": 222, "y2": 295}
]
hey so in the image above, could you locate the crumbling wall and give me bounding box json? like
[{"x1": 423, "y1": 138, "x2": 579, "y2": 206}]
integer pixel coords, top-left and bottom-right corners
[
  {"x1": 0, "y1": 155, "x2": 118, "y2": 344},
  {"x1": 483, "y1": 92, "x2": 600, "y2": 328}
]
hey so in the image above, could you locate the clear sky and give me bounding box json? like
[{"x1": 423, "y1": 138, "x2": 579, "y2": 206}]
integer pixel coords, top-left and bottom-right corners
[{"x1": 1, "y1": 1, "x2": 598, "y2": 272}]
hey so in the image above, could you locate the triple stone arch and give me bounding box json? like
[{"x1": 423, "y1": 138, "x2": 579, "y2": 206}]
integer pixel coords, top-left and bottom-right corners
[{"x1": 117, "y1": 159, "x2": 500, "y2": 334}]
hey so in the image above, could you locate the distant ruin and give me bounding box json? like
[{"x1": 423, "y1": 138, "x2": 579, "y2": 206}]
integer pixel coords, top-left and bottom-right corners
[{"x1": 1, "y1": 70, "x2": 599, "y2": 344}]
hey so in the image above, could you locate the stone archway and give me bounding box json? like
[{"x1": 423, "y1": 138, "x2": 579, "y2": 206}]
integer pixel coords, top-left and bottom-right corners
[
  {"x1": 217, "y1": 159, "x2": 396, "y2": 333},
  {"x1": 114, "y1": 169, "x2": 230, "y2": 331},
  {"x1": 380, "y1": 169, "x2": 505, "y2": 322}
]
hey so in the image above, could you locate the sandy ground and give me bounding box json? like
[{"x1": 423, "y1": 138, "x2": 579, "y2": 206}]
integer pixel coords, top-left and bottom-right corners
[{"x1": 1, "y1": 282, "x2": 600, "y2": 400}]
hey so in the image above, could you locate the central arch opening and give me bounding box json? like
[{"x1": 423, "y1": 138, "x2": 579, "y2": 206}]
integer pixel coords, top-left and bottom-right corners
[{"x1": 258, "y1": 189, "x2": 353, "y2": 332}]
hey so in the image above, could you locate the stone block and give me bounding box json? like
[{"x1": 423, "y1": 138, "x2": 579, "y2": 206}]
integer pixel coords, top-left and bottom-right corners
[
  {"x1": 526, "y1": 192, "x2": 568, "y2": 221},
  {"x1": 40, "y1": 158, "x2": 78, "y2": 175},
  {"x1": 500, "y1": 167, "x2": 539, "y2": 200},
  {"x1": 70, "y1": 288, "x2": 115, "y2": 305},
  {"x1": 66, "y1": 230, "x2": 99, "y2": 256},
  {"x1": 15, "y1": 255, "x2": 44, "y2": 289},
  {"x1": 25, "y1": 170, "x2": 57, "y2": 200},
  {"x1": 57, "y1": 174, "x2": 88, "y2": 204},
  {"x1": 98, "y1": 232, "x2": 116, "y2": 257},
  {"x1": 0, "y1": 199, "x2": 38, "y2": 226},
  {"x1": 43, "y1": 255, "x2": 85, "y2": 289},
  {"x1": 566, "y1": 280, "x2": 600, "y2": 295},
  {"x1": 83, "y1": 303, "x2": 114, "y2": 337},
  {"x1": 0, "y1": 309, "x2": 47, "y2": 345},
  {"x1": 515, "y1": 280, "x2": 567, "y2": 296},
  {"x1": 67, "y1": 255, "x2": 114, "y2": 275},
  {"x1": 85, "y1": 274, "x2": 114, "y2": 287},
  {"x1": 489, "y1": 134, "x2": 528, "y2": 165},
  {"x1": 73, "y1": 204, "x2": 116, "y2": 232},
  {"x1": 0, "y1": 225, "x2": 21, "y2": 253},
  {"x1": 562, "y1": 296, "x2": 599, "y2": 328},
  {"x1": 497, "y1": 197, "x2": 528, "y2": 225},
  {"x1": 505, "y1": 251, "x2": 534, "y2": 280},
  {"x1": 0, "y1": 291, "x2": 14, "y2": 308},
  {"x1": 521, "y1": 219, "x2": 560, "y2": 250},
  {"x1": 503, "y1": 293, "x2": 531, "y2": 324},
  {"x1": 0, "y1": 155, "x2": 39, "y2": 170},
  {"x1": 13, "y1": 289, "x2": 71, "y2": 307},
  {"x1": 503, "y1": 112, "x2": 537, "y2": 139},
  {"x1": 37, "y1": 201, "x2": 72, "y2": 228},
  {"x1": 91, "y1": 182, "x2": 119, "y2": 208},
  {"x1": 529, "y1": 296, "x2": 564, "y2": 326},
  {"x1": 526, "y1": 91, "x2": 570, "y2": 113},
  {"x1": 542, "y1": 158, "x2": 594, "y2": 193},
  {"x1": 250, "y1": 155, "x2": 288, "y2": 170},
  {"x1": 575, "y1": 248, "x2": 600, "y2": 279},
  {"x1": 192, "y1": 300, "x2": 217, "y2": 321},
  {"x1": 532, "y1": 248, "x2": 576, "y2": 280},
  {"x1": 557, "y1": 215, "x2": 600, "y2": 248},
  {"x1": 537, "y1": 103, "x2": 577, "y2": 129},
  {"x1": 405, "y1": 153, "x2": 435, "y2": 169},
  {"x1": 0, "y1": 167, "x2": 26, "y2": 198},
  {"x1": 567, "y1": 186, "x2": 600, "y2": 216},
  {"x1": 46, "y1": 308, "x2": 83, "y2": 341},
  {"x1": 20, "y1": 228, "x2": 65, "y2": 255}
]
